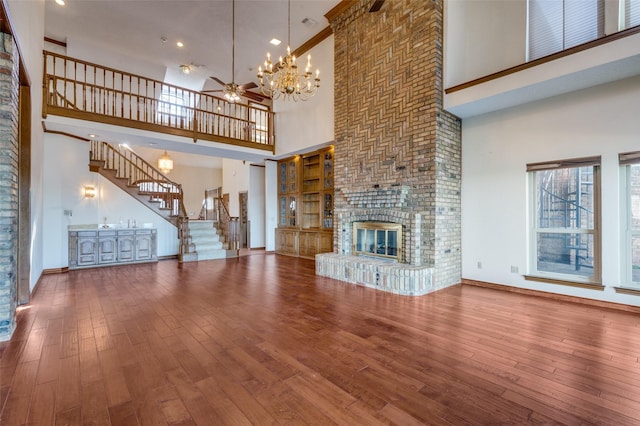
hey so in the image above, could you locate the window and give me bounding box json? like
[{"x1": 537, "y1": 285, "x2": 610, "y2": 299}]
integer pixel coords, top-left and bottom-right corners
[
  {"x1": 620, "y1": 152, "x2": 640, "y2": 287},
  {"x1": 623, "y1": 0, "x2": 640, "y2": 29},
  {"x1": 528, "y1": 0, "x2": 604, "y2": 61},
  {"x1": 157, "y1": 88, "x2": 191, "y2": 125},
  {"x1": 528, "y1": 157, "x2": 601, "y2": 283}
]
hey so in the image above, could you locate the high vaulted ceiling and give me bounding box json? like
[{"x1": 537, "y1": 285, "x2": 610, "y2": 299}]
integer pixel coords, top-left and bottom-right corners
[
  {"x1": 44, "y1": 0, "x2": 340, "y2": 93},
  {"x1": 43, "y1": 0, "x2": 341, "y2": 166}
]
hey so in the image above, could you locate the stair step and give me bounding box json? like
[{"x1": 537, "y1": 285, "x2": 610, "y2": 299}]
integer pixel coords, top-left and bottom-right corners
[{"x1": 196, "y1": 249, "x2": 227, "y2": 261}]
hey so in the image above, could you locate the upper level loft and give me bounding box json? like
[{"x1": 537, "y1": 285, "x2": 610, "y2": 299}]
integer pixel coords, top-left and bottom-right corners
[
  {"x1": 42, "y1": 51, "x2": 275, "y2": 153},
  {"x1": 444, "y1": 0, "x2": 640, "y2": 118}
]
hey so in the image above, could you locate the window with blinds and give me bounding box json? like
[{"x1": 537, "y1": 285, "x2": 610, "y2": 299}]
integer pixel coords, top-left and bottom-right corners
[
  {"x1": 625, "y1": 0, "x2": 640, "y2": 29},
  {"x1": 528, "y1": 0, "x2": 604, "y2": 61}
]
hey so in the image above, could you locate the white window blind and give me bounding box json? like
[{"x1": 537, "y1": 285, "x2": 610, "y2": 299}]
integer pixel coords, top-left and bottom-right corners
[
  {"x1": 626, "y1": 0, "x2": 640, "y2": 28},
  {"x1": 528, "y1": 0, "x2": 604, "y2": 61}
]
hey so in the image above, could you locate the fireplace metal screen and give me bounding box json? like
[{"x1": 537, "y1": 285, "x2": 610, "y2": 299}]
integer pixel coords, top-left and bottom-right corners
[{"x1": 353, "y1": 222, "x2": 402, "y2": 261}]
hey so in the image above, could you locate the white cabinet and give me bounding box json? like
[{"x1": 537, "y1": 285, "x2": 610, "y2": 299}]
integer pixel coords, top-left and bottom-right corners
[{"x1": 69, "y1": 228, "x2": 157, "y2": 269}]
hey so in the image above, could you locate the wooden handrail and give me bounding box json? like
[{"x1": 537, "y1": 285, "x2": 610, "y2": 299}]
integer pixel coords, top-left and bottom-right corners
[
  {"x1": 43, "y1": 51, "x2": 276, "y2": 149},
  {"x1": 215, "y1": 196, "x2": 239, "y2": 251},
  {"x1": 90, "y1": 140, "x2": 187, "y2": 218}
]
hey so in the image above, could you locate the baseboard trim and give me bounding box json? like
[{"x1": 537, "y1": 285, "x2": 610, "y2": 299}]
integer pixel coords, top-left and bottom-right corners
[
  {"x1": 29, "y1": 272, "x2": 45, "y2": 299},
  {"x1": 42, "y1": 267, "x2": 69, "y2": 275},
  {"x1": 461, "y1": 278, "x2": 640, "y2": 314},
  {"x1": 158, "y1": 255, "x2": 178, "y2": 260}
]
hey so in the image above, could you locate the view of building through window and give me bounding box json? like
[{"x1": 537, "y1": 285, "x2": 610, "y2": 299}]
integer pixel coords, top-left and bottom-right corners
[{"x1": 531, "y1": 164, "x2": 599, "y2": 281}]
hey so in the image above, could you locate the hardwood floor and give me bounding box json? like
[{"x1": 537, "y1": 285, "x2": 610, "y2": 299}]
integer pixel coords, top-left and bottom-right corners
[{"x1": 2, "y1": 254, "x2": 640, "y2": 425}]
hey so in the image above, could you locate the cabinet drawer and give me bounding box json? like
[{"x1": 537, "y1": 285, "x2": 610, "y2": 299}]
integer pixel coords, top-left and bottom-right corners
[{"x1": 77, "y1": 231, "x2": 98, "y2": 238}]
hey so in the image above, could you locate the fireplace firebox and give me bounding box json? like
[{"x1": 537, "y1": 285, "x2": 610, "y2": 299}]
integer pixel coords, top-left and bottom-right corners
[{"x1": 353, "y1": 222, "x2": 402, "y2": 261}]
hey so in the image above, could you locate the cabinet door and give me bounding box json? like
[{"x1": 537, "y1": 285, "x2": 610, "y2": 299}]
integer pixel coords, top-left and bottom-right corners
[
  {"x1": 323, "y1": 192, "x2": 333, "y2": 229},
  {"x1": 98, "y1": 235, "x2": 117, "y2": 264},
  {"x1": 318, "y1": 232, "x2": 333, "y2": 254},
  {"x1": 283, "y1": 231, "x2": 298, "y2": 255},
  {"x1": 136, "y1": 234, "x2": 152, "y2": 260},
  {"x1": 77, "y1": 236, "x2": 97, "y2": 266},
  {"x1": 117, "y1": 235, "x2": 135, "y2": 262},
  {"x1": 299, "y1": 232, "x2": 317, "y2": 257},
  {"x1": 279, "y1": 196, "x2": 287, "y2": 227},
  {"x1": 279, "y1": 162, "x2": 287, "y2": 193}
]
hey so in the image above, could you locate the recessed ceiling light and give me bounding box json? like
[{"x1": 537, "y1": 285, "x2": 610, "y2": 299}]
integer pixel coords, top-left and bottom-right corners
[
  {"x1": 176, "y1": 41, "x2": 184, "y2": 48},
  {"x1": 148, "y1": 142, "x2": 157, "y2": 146},
  {"x1": 88, "y1": 134, "x2": 98, "y2": 138},
  {"x1": 270, "y1": 38, "x2": 281, "y2": 46},
  {"x1": 55, "y1": 0, "x2": 65, "y2": 6}
]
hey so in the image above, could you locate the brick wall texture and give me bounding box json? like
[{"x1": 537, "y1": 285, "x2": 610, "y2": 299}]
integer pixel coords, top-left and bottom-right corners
[
  {"x1": 0, "y1": 33, "x2": 19, "y2": 341},
  {"x1": 329, "y1": 0, "x2": 462, "y2": 288}
]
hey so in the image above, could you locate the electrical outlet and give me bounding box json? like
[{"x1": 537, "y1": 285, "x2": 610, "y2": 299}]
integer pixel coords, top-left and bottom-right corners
[
  {"x1": 511, "y1": 266, "x2": 519, "y2": 273},
  {"x1": 477, "y1": 261, "x2": 482, "y2": 269}
]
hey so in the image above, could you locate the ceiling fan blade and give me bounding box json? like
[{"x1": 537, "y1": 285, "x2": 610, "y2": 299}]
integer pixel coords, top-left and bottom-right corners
[
  {"x1": 201, "y1": 89, "x2": 224, "y2": 93},
  {"x1": 238, "y1": 81, "x2": 258, "y2": 90},
  {"x1": 243, "y1": 90, "x2": 270, "y2": 102},
  {"x1": 209, "y1": 76, "x2": 227, "y2": 86}
]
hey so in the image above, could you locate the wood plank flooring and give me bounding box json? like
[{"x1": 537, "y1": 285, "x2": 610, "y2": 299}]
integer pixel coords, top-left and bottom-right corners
[{"x1": 2, "y1": 254, "x2": 640, "y2": 425}]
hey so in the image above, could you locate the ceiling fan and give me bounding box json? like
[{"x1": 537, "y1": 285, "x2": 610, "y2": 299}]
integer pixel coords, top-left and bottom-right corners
[
  {"x1": 202, "y1": 77, "x2": 269, "y2": 103},
  {"x1": 201, "y1": 0, "x2": 269, "y2": 103}
]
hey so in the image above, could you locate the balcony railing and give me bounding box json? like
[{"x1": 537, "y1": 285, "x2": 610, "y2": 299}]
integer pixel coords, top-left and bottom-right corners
[{"x1": 43, "y1": 51, "x2": 275, "y2": 151}]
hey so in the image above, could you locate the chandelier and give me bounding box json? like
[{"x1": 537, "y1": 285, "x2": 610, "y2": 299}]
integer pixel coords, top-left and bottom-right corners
[
  {"x1": 158, "y1": 151, "x2": 173, "y2": 174},
  {"x1": 257, "y1": 0, "x2": 320, "y2": 101}
]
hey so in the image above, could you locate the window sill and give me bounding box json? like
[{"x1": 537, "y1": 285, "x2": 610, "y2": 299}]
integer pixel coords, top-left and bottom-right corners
[
  {"x1": 523, "y1": 275, "x2": 604, "y2": 291},
  {"x1": 614, "y1": 286, "x2": 640, "y2": 296}
]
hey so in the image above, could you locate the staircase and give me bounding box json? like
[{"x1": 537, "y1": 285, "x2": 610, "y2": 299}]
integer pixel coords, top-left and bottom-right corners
[
  {"x1": 188, "y1": 220, "x2": 230, "y2": 260},
  {"x1": 88, "y1": 140, "x2": 238, "y2": 262}
]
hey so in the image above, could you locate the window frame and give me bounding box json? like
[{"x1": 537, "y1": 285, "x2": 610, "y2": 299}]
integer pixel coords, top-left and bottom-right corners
[
  {"x1": 620, "y1": 152, "x2": 640, "y2": 288},
  {"x1": 527, "y1": 157, "x2": 602, "y2": 284}
]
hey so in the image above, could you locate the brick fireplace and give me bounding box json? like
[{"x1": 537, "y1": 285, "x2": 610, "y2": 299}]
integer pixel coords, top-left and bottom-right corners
[{"x1": 316, "y1": 0, "x2": 462, "y2": 295}]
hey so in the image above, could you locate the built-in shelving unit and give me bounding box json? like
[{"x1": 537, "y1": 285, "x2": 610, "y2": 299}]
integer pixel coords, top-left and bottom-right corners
[{"x1": 276, "y1": 146, "x2": 334, "y2": 258}]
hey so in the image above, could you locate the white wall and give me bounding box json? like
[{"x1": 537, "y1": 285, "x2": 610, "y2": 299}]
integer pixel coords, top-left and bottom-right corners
[
  {"x1": 445, "y1": 0, "x2": 526, "y2": 88},
  {"x1": 461, "y1": 75, "x2": 640, "y2": 307},
  {"x1": 165, "y1": 165, "x2": 222, "y2": 219},
  {"x1": 221, "y1": 158, "x2": 250, "y2": 216},
  {"x1": 248, "y1": 166, "x2": 265, "y2": 248},
  {"x1": 274, "y1": 35, "x2": 335, "y2": 155},
  {"x1": 42, "y1": 134, "x2": 179, "y2": 269},
  {"x1": 7, "y1": 0, "x2": 46, "y2": 289},
  {"x1": 264, "y1": 160, "x2": 277, "y2": 252}
]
